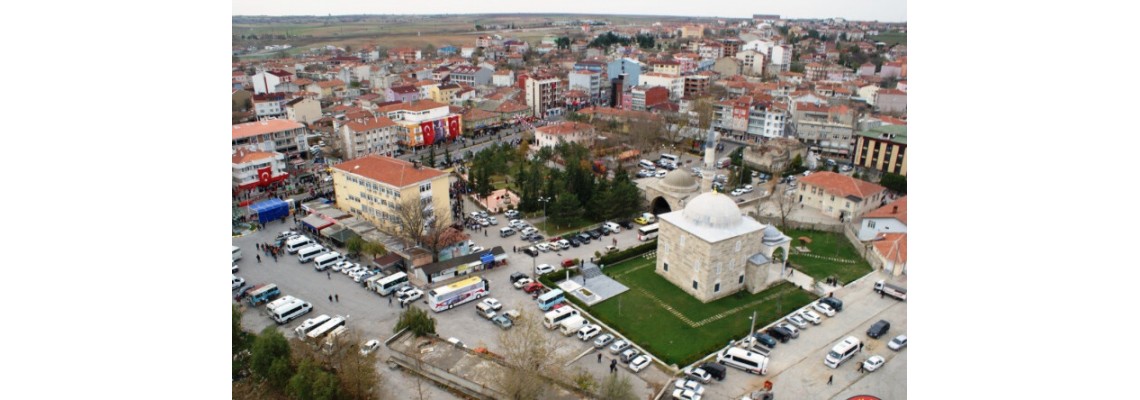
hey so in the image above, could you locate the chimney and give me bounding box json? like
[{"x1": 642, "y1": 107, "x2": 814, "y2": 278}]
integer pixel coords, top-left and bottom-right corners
[{"x1": 892, "y1": 205, "x2": 898, "y2": 214}]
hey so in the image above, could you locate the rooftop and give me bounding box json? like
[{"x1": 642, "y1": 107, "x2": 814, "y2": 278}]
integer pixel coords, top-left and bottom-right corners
[
  {"x1": 332, "y1": 155, "x2": 448, "y2": 187},
  {"x1": 659, "y1": 192, "x2": 765, "y2": 243},
  {"x1": 863, "y1": 196, "x2": 907, "y2": 225},
  {"x1": 377, "y1": 99, "x2": 449, "y2": 114},
  {"x1": 536, "y1": 121, "x2": 593, "y2": 135},
  {"x1": 232, "y1": 119, "x2": 305, "y2": 140},
  {"x1": 799, "y1": 172, "x2": 886, "y2": 202}
]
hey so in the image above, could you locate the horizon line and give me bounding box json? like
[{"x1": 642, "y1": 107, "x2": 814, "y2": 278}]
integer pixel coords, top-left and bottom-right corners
[{"x1": 231, "y1": 13, "x2": 908, "y2": 24}]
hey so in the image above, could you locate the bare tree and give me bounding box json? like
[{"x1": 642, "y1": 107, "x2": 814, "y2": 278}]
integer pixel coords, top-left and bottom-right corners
[
  {"x1": 692, "y1": 98, "x2": 716, "y2": 131},
  {"x1": 494, "y1": 308, "x2": 572, "y2": 399},
  {"x1": 762, "y1": 188, "x2": 798, "y2": 229},
  {"x1": 626, "y1": 116, "x2": 664, "y2": 153},
  {"x1": 662, "y1": 112, "x2": 690, "y2": 145},
  {"x1": 418, "y1": 214, "x2": 459, "y2": 263},
  {"x1": 379, "y1": 196, "x2": 452, "y2": 262},
  {"x1": 596, "y1": 371, "x2": 637, "y2": 400}
]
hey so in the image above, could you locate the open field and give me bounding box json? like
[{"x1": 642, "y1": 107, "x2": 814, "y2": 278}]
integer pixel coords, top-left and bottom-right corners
[
  {"x1": 784, "y1": 228, "x2": 873, "y2": 284},
  {"x1": 870, "y1": 32, "x2": 907, "y2": 45},
  {"x1": 589, "y1": 256, "x2": 817, "y2": 367}
]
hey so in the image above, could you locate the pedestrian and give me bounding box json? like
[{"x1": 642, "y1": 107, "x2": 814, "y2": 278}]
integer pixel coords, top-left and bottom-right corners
[
  {"x1": 597, "y1": 353, "x2": 602, "y2": 363},
  {"x1": 335, "y1": 294, "x2": 339, "y2": 302},
  {"x1": 484, "y1": 230, "x2": 488, "y2": 237},
  {"x1": 256, "y1": 254, "x2": 261, "y2": 263},
  {"x1": 272, "y1": 253, "x2": 277, "y2": 262},
  {"x1": 789, "y1": 269, "x2": 793, "y2": 277},
  {"x1": 880, "y1": 291, "x2": 884, "y2": 299},
  {"x1": 389, "y1": 296, "x2": 393, "y2": 306},
  {"x1": 827, "y1": 375, "x2": 833, "y2": 385},
  {"x1": 327, "y1": 272, "x2": 331, "y2": 280},
  {"x1": 329, "y1": 295, "x2": 333, "y2": 302},
  {"x1": 858, "y1": 363, "x2": 864, "y2": 374}
]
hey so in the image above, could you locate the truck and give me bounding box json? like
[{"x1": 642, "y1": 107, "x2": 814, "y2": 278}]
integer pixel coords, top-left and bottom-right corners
[
  {"x1": 558, "y1": 315, "x2": 589, "y2": 336},
  {"x1": 873, "y1": 280, "x2": 907, "y2": 301}
]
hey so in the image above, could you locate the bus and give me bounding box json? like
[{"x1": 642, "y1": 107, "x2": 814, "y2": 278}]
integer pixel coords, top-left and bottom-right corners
[
  {"x1": 659, "y1": 153, "x2": 680, "y2": 165},
  {"x1": 271, "y1": 299, "x2": 313, "y2": 325},
  {"x1": 246, "y1": 284, "x2": 280, "y2": 306},
  {"x1": 294, "y1": 314, "x2": 331, "y2": 337},
  {"x1": 542, "y1": 307, "x2": 580, "y2": 330},
  {"x1": 232, "y1": 246, "x2": 242, "y2": 262},
  {"x1": 427, "y1": 276, "x2": 490, "y2": 312},
  {"x1": 638, "y1": 224, "x2": 659, "y2": 241},
  {"x1": 373, "y1": 272, "x2": 410, "y2": 296},
  {"x1": 536, "y1": 289, "x2": 566, "y2": 311},
  {"x1": 306, "y1": 315, "x2": 347, "y2": 341}
]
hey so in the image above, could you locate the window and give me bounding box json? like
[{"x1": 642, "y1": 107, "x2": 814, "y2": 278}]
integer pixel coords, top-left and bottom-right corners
[
  {"x1": 739, "y1": 275, "x2": 744, "y2": 284},
  {"x1": 868, "y1": 220, "x2": 876, "y2": 228},
  {"x1": 663, "y1": 263, "x2": 669, "y2": 272},
  {"x1": 735, "y1": 241, "x2": 742, "y2": 252},
  {"x1": 692, "y1": 281, "x2": 699, "y2": 290},
  {"x1": 716, "y1": 262, "x2": 722, "y2": 276},
  {"x1": 714, "y1": 283, "x2": 721, "y2": 292}
]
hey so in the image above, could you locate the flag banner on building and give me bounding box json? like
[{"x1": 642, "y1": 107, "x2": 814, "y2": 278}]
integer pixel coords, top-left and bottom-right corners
[
  {"x1": 447, "y1": 116, "x2": 460, "y2": 140},
  {"x1": 257, "y1": 166, "x2": 273, "y2": 185},
  {"x1": 421, "y1": 121, "x2": 435, "y2": 145},
  {"x1": 433, "y1": 119, "x2": 445, "y2": 143}
]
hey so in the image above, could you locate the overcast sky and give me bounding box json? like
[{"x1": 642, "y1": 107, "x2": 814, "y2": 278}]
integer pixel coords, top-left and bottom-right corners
[{"x1": 232, "y1": 0, "x2": 907, "y2": 22}]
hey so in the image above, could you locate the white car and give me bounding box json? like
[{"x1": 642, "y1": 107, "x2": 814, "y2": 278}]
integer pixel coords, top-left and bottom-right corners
[
  {"x1": 799, "y1": 309, "x2": 822, "y2": 325},
  {"x1": 510, "y1": 219, "x2": 526, "y2": 229},
  {"x1": 593, "y1": 333, "x2": 614, "y2": 348},
  {"x1": 812, "y1": 301, "x2": 836, "y2": 317},
  {"x1": 786, "y1": 315, "x2": 809, "y2": 329},
  {"x1": 232, "y1": 276, "x2": 245, "y2": 290},
  {"x1": 608, "y1": 339, "x2": 630, "y2": 354},
  {"x1": 777, "y1": 323, "x2": 800, "y2": 338},
  {"x1": 360, "y1": 339, "x2": 380, "y2": 355},
  {"x1": 741, "y1": 184, "x2": 754, "y2": 193},
  {"x1": 536, "y1": 243, "x2": 551, "y2": 252},
  {"x1": 394, "y1": 285, "x2": 414, "y2": 297},
  {"x1": 487, "y1": 217, "x2": 499, "y2": 225},
  {"x1": 343, "y1": 265, "x2": 362, "y2": 275},
  {"x1": 331, "y1": 261, "x2": 349, "y2": 273},
  {"x1": 398, "y1": 288, "x2": 424, "y2": 306},
  {"x1": 513, "y1": 277, "x2": 534, "y2": 289},
  {"x1": 535, "y1": 264, "x2": 555, "y2": 275},
  {"x1": 655, "y1": 170, "x2": 667, "y2": 178},
  {"x1": 557, "y1": 239, "x2": 571, "y2": 249},
  {"x1": 674, "y1": 379, "x2": 706, "y2": 395},
  {"x1": 730, "y1": 188, "x2": 745, "y2": 196},
  {"x1": 672, "y1": 388, "x2": 702, "y2": 400},
  {"x1": 577, "y1": 325, "x2": 602, "y2": 341},
  {"x1": 470, "y1": 246, "x2": 485, "y2": 253},
  {"x1": 629, "y1": 355, "x2": 652, "y2": 372},
  {"x1": 681, "y1": 367, "x2": 712, "y2": 384},
  {"x1": 888, "y1": 335, "x2": 908, "y2": 351},
  {"x1": 482, "y1": 298, "x2": 503, "y2": 311},
  {"x1": 863, "y1": 355, "x2": 885, "y2": 372}
]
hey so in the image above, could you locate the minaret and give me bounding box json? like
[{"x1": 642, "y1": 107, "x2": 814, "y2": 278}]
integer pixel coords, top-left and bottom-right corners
[{"x1": 701, "y1": 126, "x2": 718, "y2": 192}]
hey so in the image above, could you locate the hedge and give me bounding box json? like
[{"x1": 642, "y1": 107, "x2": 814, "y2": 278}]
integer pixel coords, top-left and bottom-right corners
[{"x1": 597, "y1": 239, "x2": 657, "y2": 266}]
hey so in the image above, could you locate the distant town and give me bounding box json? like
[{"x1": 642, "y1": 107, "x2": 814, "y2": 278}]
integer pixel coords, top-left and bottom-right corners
[{"x1": 231, "y1": 12, "x2": 908, "y2": 400}]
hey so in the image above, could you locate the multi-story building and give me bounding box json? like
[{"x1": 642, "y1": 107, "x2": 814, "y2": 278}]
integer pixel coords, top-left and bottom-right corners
[
  {"x1": 768, "y1": 45, "x2": 792, "y2": 75},
  {"x1": 251, "y1": 69, "x2": 293, "y2": 94},
  {"x1": 719, "y1": 38, "x2": 743, "y2": 58},
  {"x1": 697, "y1": 41, "x2": 724, "y2": 60},
  {"x1": 231, "y1": 119, "x2": 309, "y2": 156},
  {"x1": 713, "y1": 96, "x2": 788, "y2": 140},
  {"x1": 252, "y1": 92, "x2": 290, "y2": 119},
  {"x1": 630, "y1": 85, "x2": 669, "y2": 111},
  {"x1": 232, "y1": 148, "x2": 289, "y2": 192},
  {"x1": 331, "y1": 155, "x2": 451, "y2": 230},
  {"x1": 638, "y1": 72, "x2": 684, "y2": 100},
  {"x1": 649, "y1": 59, "x2": 681, "y2": 75},
  {"x1": 792, "y1": 102, "x2": 858, "y2": 160},
  {"x1": 387, "y1": 85, "x2": 421, "y2": 103},
  {"x1": 680, "y1": 24, "x2": 704, "y2": 39},
  {"x1": 388, "y1": 47, "x2": 422, "y2": 62},
  {"x1": 683, "y1": 74, "x2": 712, "y2": 98},
  {"x1": 525, "y1": 74, "x2": 563, "y2": 118},
  {"x1": 874, "y1": 89, "x2": 907, "y2": 114},
  {"x1": 854, "y1": 125, "x2": 907, "y2": 176},
  {"x1": 341, "y1": 116, "x2": 401, "y2": 159},
  {"x1": 376, "y1": 100, "x2": 462, "y2": 148},
  {"x1": 449, "y1": 65, "x2": 492, "y2": 86},
  {"x1": 284, "y1": 97, "x2": 321, "y2": 124},
  {"x1": 735, "y1": 50, "x2": 765, "y2": 76},
  {"x1": 568, "y1": 70, "x2": 608, "y2": 107},
  {"x1": 492, "y1": 70, "x2": 515, "y2": 87},
  {"x1": 607, "y1": 58, "x2": 641, "y2": 90},
  {"x1": 795, "y1": 171, "x2": 887, "y2": 222},
  {"x1": 534, "y1": 121, "x2": 596, "y2": 149}
]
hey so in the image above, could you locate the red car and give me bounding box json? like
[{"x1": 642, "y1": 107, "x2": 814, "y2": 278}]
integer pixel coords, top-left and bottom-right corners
[
  {"x1": 561, "y1": 259, "x2": 576, "y2": 268},
  {"x1": 523, "y1": 282, "x2": 544, "y2": 294}
]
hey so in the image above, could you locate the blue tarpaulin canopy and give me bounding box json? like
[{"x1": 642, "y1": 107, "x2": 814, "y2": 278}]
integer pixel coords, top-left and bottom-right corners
[
  {"x1": 480, "y1": 253, "x2": 494, "y2": 265},
  {"x1": 248, "y1": 198, "x2": 289, "y2": 224}
]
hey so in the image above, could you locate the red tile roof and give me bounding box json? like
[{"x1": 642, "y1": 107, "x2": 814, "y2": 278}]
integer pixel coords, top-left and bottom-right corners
[
  {"x1": 873, "y1": 233, "x2": 907, "y2": 264},
  {"x1": 232, "y1": 119, "x2": 305, "y2": 140},
  {"x1": 376, "y1": 99, "x2": 448, "y2": 113},
  {"x1": 863, "y1": 196, "x2": 907, "y2": 225},
  {"x1": 332, "y1": 155, "x2": 447, "y2": 187},
  {"x1": 316, "y1": 79, "x2": 345, "y2": 88},
  {"x1": 345, "y1": 116, "x2": 397, "y2": 131},
  {"x1": 799, "y1": 171, "x2": 886, "y2": 201},
  {"x1": 232, "y1": 148, "x2": 278, "y2": 164},
  {"x1": 536, "y1": 121, "x2": 593, "y2": 136}
]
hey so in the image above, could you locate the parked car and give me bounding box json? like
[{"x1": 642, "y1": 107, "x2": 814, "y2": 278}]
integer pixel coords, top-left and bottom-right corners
[
  {"x1": 767, "y1": 327, "x2": 792, "y2": 343},
  {"x1": 699, "y1": 363, "x2": 726, "y2": 381},
  {"x1": 360, "y1": 339, "x2": 380, "y2": 356},
  {"x1": 522, "y1": 282, "x2": 544, "y2": 294},
  {"x1": 470, "y1": 246, "x2": 485, "y2": 253},
  {"x1": 587, "y1": 229, "x2": 603, "y2": 239},
  {"x1": 528, "y1": 234, "x2": 545, "y2": 243},
  {"x1": 863, "y1": 355, "x2": 886, "y2": 372},
  {"x1": 567, "y1": 236, "x2": 581, "y2": 247},
  {"x1": 398, "y1": 288, "x2": 424, "y2": 306},
  {"x1": 634, "y1": 216, "x2": 650, "y2": 225},
  {"x1": 786, "y1": 315, "x2": 809, "y2": 329},
  {"x1": 752, "y1": 333, "x2": 777, "y2": 349},
  {"x1": 609, "y1": 339, "x2": 630, "y2": 354},
  {"x1": 617, "y1": 220, "x2": 634, "y2": 229},
  {"x1": 557, "y1": 239, "x2": 571, "y2": 249},
  {"x1": 672, "y1": 388, "x2": 702, "y2": 400},
  {"x1": 561, "y1": 259, "x2": 576, "y2": 268},
  {"x1": 673, "y1": 379, "x2": 706, "y2": 396},
  {"x1": 776, "y1": 323, "x2": 800, "y2": 338},
  {"x1": 504, "y1": 209, "x2": 520, "y2": 219},
  {"x1": 577, "y1": 325, "x2": 602, "y2": 341},
  {"x1": 509, "y1": 272, "x2": 528, "y2": 284},
  {"x1": 820, "y1": 297, "x2": 844, "y2": 312},
  {"x1": 593, "y1": 333, "x2": 614, "y2": 349},
  {"x1": 576, "y1": 233, "x2": 592, "y2": 244},
  {"x1": 681, "y1": 367, "x2": 712, "y2": 384},
  {"x1": 629, "y1": 355, "x2": 652, "y2": 372},
  {"x1": 482, "y1": 298, "x2": 503, "y2": 311},
  {"x1": 799, "y1": 309, "x2": 822, "y2": 324},
  {"x1": 866, "y1": 320, "x2": 891, "y2": 339},
  {"x1": 888, "y1": 335, "x2": 908, "y2": 351},
  {"x1": 536, "y1": 264, "x2": 555, "y2": 275},
  {"x1": 523, "y1": 247, "x2": 539, "y2": 257},
  {"x1": 730, "y1": 188, "x2": 745, "y2": 196},
  {"x1": 513, "y1": 277, "x2": 533, "y2": 289},
  {"x1": 491, "y1": 314, "x2": 513, "y2": 330},
  {"x1": 812, "y1": 301, "x2": 836, "y2": 317},
  {"x1": 619, "y1": 348, "x2": 640, "y2": 363},
  {"x1": 536, "y1": 243, "x2": 551, "y2": 252}
]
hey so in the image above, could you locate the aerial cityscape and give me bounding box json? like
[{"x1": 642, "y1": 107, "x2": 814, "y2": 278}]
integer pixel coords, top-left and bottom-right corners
[{"x1": 231, "y1": 6, "x2": 908, "y2": 400}]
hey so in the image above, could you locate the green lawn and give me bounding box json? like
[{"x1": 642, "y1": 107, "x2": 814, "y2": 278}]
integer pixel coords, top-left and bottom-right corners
[
  {"x1": 784, "y1": 229, "x2": 873, "y2": 284},
  {"x1": 591, "y1": 257, "x2": 818, "y2": 367},
  {"x1": 870, "y1": 32, "x2": 907, "y2": 46}
]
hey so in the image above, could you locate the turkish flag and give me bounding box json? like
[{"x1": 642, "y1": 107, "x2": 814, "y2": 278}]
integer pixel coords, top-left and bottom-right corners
[
  {"x1": 421, "y1": 121, "x2": 435, "y2": 145},
  {"x1": 448, "y1": 116, "x2": 460, "y2": 139},
  {"x1": 257, "y1": 166, "x2": 272, "y2": 185}
]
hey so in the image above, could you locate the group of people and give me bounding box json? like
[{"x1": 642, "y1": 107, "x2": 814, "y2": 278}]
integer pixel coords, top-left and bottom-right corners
[{"x1": 256, "y1": 242, "x2": 281, "y2": 262}]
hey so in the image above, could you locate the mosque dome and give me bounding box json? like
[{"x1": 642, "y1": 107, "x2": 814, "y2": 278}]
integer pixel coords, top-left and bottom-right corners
[
  {"x1": 762, "y1": 225, "x2": 787, "y2": 244},
  {"x1": 660, "y1": 169, "x2": 699, "y2": 193},
  {"x1": 681, "y1": 192, "x2": 743, "y2": 228}
]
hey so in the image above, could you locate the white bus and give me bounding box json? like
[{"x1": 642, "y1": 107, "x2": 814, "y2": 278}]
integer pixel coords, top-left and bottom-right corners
[
  {"x1": 374, "y1": 272, "x2": 410, "y2": 296},
  {"x1": 306, "y1": 315, "x2": 347, "y2": 341},
  {"x1": 824, "y1": 336, "x2": 862, "y2": 368},
  {"x1": 427, "y1": 276, "x2": 490, "y2": 312},
  {"x1": 542, "y1": 307, "x2": 580, "y2": 330},
  {"x1": 659, "y1": 153, "x2": 680, "y2": 164},
  {"x1": 294, "y1": 314, "x2": 331, "y2": 337},
  {"x1": 265, "y1": 295, "x2": 298, "y2": 312},
  {"x1": 637, "y1": 224, "x2": 659, "y2": 241},
  {"x1": 232, "y1": 246, "x2": 242, "y2": 262},
  {"x1": 717, "y1": 347, "x2": 769, "y2": 375},
  {"x1": 271, "y1": 299, "x2": 313, "y2": 325}
]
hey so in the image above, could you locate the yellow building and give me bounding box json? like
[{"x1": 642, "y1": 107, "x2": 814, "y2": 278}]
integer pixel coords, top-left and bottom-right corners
[
  {"x1": 854, "y1": 125, "x2": 907, "y2": 176},
  {"x1": 331, "y1": 155, "x2": 452, "y2": 231},
  {"x1": 680, "y1": 24, "x2": 705, "y2": 39}
]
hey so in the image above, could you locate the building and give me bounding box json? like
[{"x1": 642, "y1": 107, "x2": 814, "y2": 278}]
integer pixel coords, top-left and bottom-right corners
[
  {"x1": 341, "y1": 116, "x2": 401, "y2": 159},
  {"x1": 492, "y1": 70, "x2": 515, "y2": 87},
  {"x1": 792, "y1": 102, "x2": 858, "y2": 160},
  {"x1": 231, "y1": 119, "x2": 309, "y2": 156},
  {"x1": 331, "y1": 155, "x2": 452, "y2": 231},
  {"x1": 387, "y1": 85, "x2": 421, "y2": 103},
  {"x1": 638, "y1": 72, "x2": 684, "y2": 100},
  {"x1": 449, "y1": 65, "x2": 493, "y2": 86},
  {"x1": 734, "y1": 50, "x2": 765, "y2": 76},
  {"x1": 568, "y1": 70, "x2": 607, "y2": 107},
  {"x1": 232, "y1": 148, "x2": 289, "y2": 192},
  {"x1": 607, "y1": 58, "x2": 641, "y2": 90},
  {"x1": 720, "y1": 38, "x2": 743, "y2": 58},
  {"x1": 534, "y1": 121, "x2": 595, "y2": 149},
  {"x1": 795, "y1": 171, "x2": 887, "y2": 222},
  {"x1": 630, "y1": 85, "x2": 670, "y2": 112},
  {"x1": 683, "y1": 74, "x2": 712, "y2": 98},
  {"x1": 853, "y1": 125, "x2": 907, "y2": 176},
  {"x1": 711, "y1": 57, "x2": 742, "y2": 77},
  {"x1": 252, "y1": 92, "x2": 290, "y2": 119},
  {"x1": 655, "y1": 191, "x2": 791, "y2": 303},
  {"x1": 713, "y1": 96, "x2": 788, "y2": 140},
  {"x1": 698, "y1": 41, "x2": 724, "y2": 60},
  {"x1": 857, "y1": 196, "x2": 907, "y2": 241},
  {"x1": 525, "y1": 74, "x2": 563, "y2": 118},
  {"x1": 252, "y1": 69, "x2": 294, "y2": 94},
  {"x1": 680, "y1": 24, "x2": 705, "y2": 39},
  {"x1": 855, "y1": 196, "x2": 908, "y2": 276},
  {"x1": 767, "y1": 45, "x2": 793, "y2": 76},
  {"x1": 389, "y1": 47, "x2": 422, "y2": 62},
  {"x1": 376, "y1": 100, "x2": 462, "y2": 148},
  {"x1": 857, "y1": 63, "x2": 877, "y2": 77},
  {"x1": 873, "y1": 89, "x2": 907, "y2": 114},
  {"x1": 284, "y1": 97, "x2": 321, "y2": 124},
  {"x1": 650, "y1": 59, "x2": 681, "y2": 75}
]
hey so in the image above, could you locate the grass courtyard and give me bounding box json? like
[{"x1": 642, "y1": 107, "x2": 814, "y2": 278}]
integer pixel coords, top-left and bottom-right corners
[
  {"x1": 784, "y1": 229, "x2": 874, "y2": 284},
  {"x1": 590, "y1": 256, "x2": 818, "y2": 367}
]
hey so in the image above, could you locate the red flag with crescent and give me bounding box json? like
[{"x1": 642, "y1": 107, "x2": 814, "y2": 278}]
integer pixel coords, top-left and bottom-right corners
[
  {"x1": 421, "y1": 121, "x2": 435, "y2": 145},
  {"x1": 257, "y1": 166, "x2": 272, "y2": 185},
  {"x1": 448, "y1": 116, "x2": 460, "y2": 139}
]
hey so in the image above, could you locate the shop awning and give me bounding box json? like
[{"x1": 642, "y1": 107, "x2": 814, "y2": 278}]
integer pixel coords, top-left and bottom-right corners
[{"x1": 302, "y1": 214, "x2": 334, "y2": 231}]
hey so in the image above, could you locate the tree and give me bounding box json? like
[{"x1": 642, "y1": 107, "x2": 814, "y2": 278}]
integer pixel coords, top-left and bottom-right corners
[
  {"x1": 287, "y1": 358, "x2": 340, "y2": 400},
  {"x1": 378, "y1": 196, "x2": 436, "y2": 250},
  {"x1": 763, "y1": 189, "x2": 798, "y2": 229},
  {"x1": 477, "y1": 164, "x2": 494, "y2": 199},
  {"x1": 443, "y1": 147, "x2": 452, "y2": 166},
  {"x1": 251, "y1": 327, "x2": 294, "y2": 390},
  {"x1": 346, "y1": 236, "x2": 365, "y2": 256},
  {"x1": 394, "y1": 306, "x2": 437, "y2": 337},
  {"x1": 325, "y1": 330, "x2": 386, "y2": 400},
  {"x1": 427, "y1": 146, "x2": 437, "y2": 168},
  {"x1": 879, "y1": 172, "x2": 907, "y2": 194},
  {"x1": 494, "y1": 309, "x2": 572, "y2": 399},
  {"x1": 597, "y1": 371, "x2": 637, "y2": 400},
  {"x1": 627, "y1": 117, "x2": 663, "y2": 153},
  {"x1": 549, "y1": 193, "x2": 583, "y2": 226},
  {"x1": 741, "y1": 165, "x2": 753, "y2": 185},
  {"x1": 693, "y1": 98, "x2": 716, "y2": 130},
  {"x1": 419, "y1": 212, "x2": 457, "y2": 262}
]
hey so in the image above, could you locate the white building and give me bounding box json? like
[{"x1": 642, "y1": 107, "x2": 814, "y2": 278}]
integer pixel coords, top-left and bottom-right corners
[
  {"x1": 492, "y1": 70, "x2": 515, "y2": 87},
  {"x1": 534, "y1": 122, "x2": 595, "y2": 149},
  {"x1": 231, "y1": 119, "x2": 309, "y2": 156},
  {"x1": 341, "y1": 116, "x2": 402, "y2": 159},
  {"x1": 525, "y1": 75, "x2": 563, "y2": 118},
  {"x1": 232, "y1": 148, "x2": 289, "y2": 191},
  {"x1": 251, "y1": 70, "x2": 294, "y2": 94},
  {"x1": 637, "y1": 72, "x2": 684, "y2": 100},
  {"x1": 569, "y1": 70, "x2": 606, "y2": 106}
]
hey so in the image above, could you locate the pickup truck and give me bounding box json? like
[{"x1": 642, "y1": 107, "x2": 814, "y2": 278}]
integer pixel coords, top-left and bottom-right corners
[{"x1": 874, "y1": 280, "x2": 907, "y2": 301}]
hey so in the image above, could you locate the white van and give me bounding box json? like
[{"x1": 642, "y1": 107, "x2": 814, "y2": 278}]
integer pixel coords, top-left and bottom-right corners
[
  {"x1": 559, "y1": 315, "x2": 589, "y2": 336},
  {"x1": 639, "y1": 160, "x2": 656, "y2": 170},
  {"x1": 297, "y1": 245, "x2": 327, "y2": 263},
  {"x1": 603, "y1": 222, "x2": 621, "y2": 233},
  {"x1": 475, "y1": 302, "x2": 496, "y2": 319},
  {"x1": 313, "y1": 252, "x2": 344, "y2": 271},
  {"x1": 543, "y1": 307, "x2": 580, "y2": 330},
  {"x1": 232, "y1": 246, "x2": 242, "y2": 262},
  {"x1": 286, "y1": 236, "x2": 314, "y2": 253},
  {"x1": 717, "y1": 347, "x2": 769, "y2": 375},
  {"x1": 824, "y1": 336, "x2": 862, "y2": 368},
  {"x1": 499, "y1": 227, "x2": 516, "y2": 237}
]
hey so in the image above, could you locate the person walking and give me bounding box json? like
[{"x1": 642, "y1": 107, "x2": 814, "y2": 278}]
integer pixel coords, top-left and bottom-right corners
[
  {"x1": 335, "y1": 294, "x2": 339, "y2": 302},
  {"x1": 327, "y1": 272, "x2": 331, "y2": 280},
  {"x1": 827, "y1": 375, "x2": 833, "y2": 385},
  {"x1": 329, "y1": 295, "x2": 333, "y2": 302},
  {"x1": 389, "y1": 296, "x2": 393, "y2": 306},
  {"x1": 256, "y1": 254, "x2": 261, "y2": 263},
  {"x1": 858, "y1": 363, "x2": 864, "y2": 374},
  {"x1": 597, "y1": 353, "x2": 602, "y2": 363}
]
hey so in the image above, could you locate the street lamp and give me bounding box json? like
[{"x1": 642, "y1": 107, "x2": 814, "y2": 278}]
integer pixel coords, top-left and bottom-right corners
[{"x1": 538, "y1": 196, "x2": 551, "y2": 232}]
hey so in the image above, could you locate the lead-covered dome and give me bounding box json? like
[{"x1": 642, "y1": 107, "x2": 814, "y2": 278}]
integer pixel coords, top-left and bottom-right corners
[
  {"x1": 681, "y1": 192, "x2": 743, "y2": 228},
  {"x1": 660, "y1": 169, "x2": 699, "y2": 193}
]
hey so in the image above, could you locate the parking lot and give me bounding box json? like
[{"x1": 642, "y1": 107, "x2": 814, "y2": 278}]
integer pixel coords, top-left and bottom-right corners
[{"x1": 234, "y1": 211, "x2": 671, "y2": 399}]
